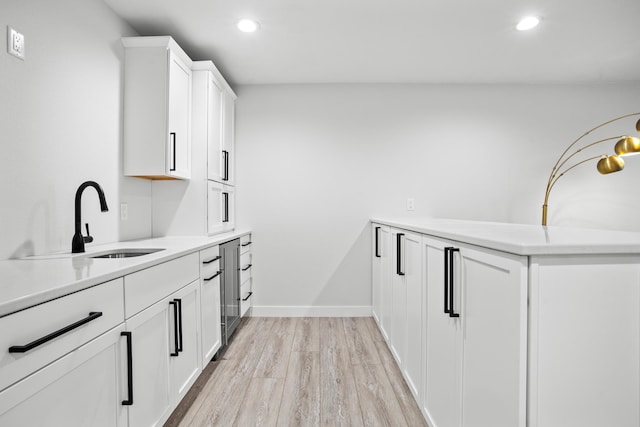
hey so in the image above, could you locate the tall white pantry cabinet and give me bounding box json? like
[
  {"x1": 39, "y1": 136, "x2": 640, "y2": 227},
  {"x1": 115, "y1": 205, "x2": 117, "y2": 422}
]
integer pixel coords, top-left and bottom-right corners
[{"x1": 371, "y1": 219, "x2": 640, "y2": 427}]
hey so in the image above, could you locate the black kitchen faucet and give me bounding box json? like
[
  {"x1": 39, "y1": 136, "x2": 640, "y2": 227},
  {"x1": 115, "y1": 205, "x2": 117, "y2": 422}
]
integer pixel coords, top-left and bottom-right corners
[{"x1": 71, "y1": 181, "x2": 109, "y2": 253}]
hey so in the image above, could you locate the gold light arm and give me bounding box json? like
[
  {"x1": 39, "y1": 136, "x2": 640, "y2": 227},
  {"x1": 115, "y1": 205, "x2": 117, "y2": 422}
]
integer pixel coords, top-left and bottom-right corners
[
  {"x1": 541, "y1": 113, "x2": 640, "y2": 226},
  {"x1": 548, "y1": 136, "x2": 623, "y2": 184},
  {"x1": 542, "y1": 155, "x2": 603, "y2": 226},
  {"x1": 547, "y1": 112, "x2": 640, "y2": 181}
]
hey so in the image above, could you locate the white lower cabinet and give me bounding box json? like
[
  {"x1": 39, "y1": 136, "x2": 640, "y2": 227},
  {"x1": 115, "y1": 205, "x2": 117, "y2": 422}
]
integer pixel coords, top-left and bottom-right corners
[
  {"x1": 372, "y1": 224, "x2": 391, "y2": 341},
  {"x1": 200, "y1": 245, "x2": 222, "y2": 367},
  {"x1": 124, "y1": 279, "x2": 201, "y2": 427},
  {"x1": 373, "y1": 220, "x2": 640, "y2": 426},
  {"x1": 422, "y1": 236, "x2": 527, "y2": 427},
  {"x1": 239, "y1": 234, "x2": 254, "y2": 317},
  {"x1": 0, "y1": 325, "x2": 127, "y2": 426},
  {"x1": 389, "y1": 228, "x2": 423, "y2": 401},
  {"x1": 170, "y1": 281, "x2": 201, "y2": 403},
  {"x1": 0, "y1": 278, "x2": 126, "y2": 427},
  {"x1": 1, "y1": 238, "x2": 250, "y2": 427},
  {"x1": 124, "y1": 296, "x2": 173, "y2": 427},
  {"x1": 374, "y1": 225, "x2": 425, "y2": 404}
]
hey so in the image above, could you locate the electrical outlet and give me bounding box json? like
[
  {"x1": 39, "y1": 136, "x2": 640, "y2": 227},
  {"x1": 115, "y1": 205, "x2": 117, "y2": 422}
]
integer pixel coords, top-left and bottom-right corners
[
  {"x1": 407, "y1": 198, "x2": 415, "y2": 211},
  {"x1": 7, "y1": 26, "x2": 25, "y2": 60},
  {"x1": 120, "y1": 203, "x2": 128, "y2": 221}
]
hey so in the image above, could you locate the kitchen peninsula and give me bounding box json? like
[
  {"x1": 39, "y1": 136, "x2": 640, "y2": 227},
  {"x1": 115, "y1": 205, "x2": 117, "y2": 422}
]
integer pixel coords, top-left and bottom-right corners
[{"x1": 371, "y1": 218, "x2": 640, "y2": 427}]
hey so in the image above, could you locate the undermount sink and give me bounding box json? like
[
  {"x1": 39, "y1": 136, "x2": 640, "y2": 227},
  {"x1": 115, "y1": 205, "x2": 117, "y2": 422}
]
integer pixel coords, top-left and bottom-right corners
[{"x1": 89, "y1": 248, "x2": 164, "y2": 259}]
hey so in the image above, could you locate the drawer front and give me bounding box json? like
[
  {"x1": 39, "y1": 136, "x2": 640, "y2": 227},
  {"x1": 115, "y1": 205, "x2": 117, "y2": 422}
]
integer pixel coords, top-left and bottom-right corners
[
  {"x1": 124, "y1": 253, "x2": 199, "y2": 318},
  {"x1": 200, "y1": 245, "x2": 221, "y2": 279},
  {"x1": 240, "y1": 234, "x2": 252, "y2": 254},
  {"x1": 0, "y1": 325, "x2": 126, "y2": 426},
  {"x1": 0, "y1": 278, "x2": 124, "y2": 392},
  {"x1": 240, "y1": 252, "x2": 252, "y2": 285},
  {"x1": 240, "y1": 279, "x2": 253, "y2": 317}
]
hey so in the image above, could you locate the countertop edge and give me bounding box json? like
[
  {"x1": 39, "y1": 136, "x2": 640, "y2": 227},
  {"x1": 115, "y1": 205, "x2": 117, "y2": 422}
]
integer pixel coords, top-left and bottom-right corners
[
  {"x1": 371, "y1": 218, "x2": 640, "y2": 256},
  {"x1": 0, "y1": 230, "x2": 251, "y2": 318}
]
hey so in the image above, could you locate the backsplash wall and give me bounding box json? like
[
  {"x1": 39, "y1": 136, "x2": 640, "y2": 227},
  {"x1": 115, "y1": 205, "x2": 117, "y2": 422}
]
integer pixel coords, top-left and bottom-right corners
[{"x1": 0, "y1": 0, "x2": 150, "y2": 260}]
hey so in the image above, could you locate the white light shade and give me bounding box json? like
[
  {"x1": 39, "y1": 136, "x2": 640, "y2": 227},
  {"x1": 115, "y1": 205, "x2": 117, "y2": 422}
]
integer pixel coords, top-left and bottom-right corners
[
  {"x1": 237, "y1": 19, "x2": 259, "y2": 33},
  {"x1": 516, "y1": 16, "x2": 540, "y2": 31}
]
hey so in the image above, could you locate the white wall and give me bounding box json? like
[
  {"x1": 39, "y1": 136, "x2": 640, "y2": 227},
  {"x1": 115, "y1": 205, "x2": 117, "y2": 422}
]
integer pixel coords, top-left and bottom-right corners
[
  {"x1": 0, "y1": 0, "x2": 150, "y2": 259},
  {"x1": 235, "y1": 83, "x2": 640, "y2": 313}
]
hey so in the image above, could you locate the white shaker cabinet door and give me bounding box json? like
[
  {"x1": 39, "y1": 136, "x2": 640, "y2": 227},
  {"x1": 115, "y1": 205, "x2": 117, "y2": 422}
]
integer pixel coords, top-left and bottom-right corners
[
  {"x1": 372, "y1": 224, "x2": 392, "y2": 340},
  {"x1": 0, "y1": 325, "x2": 127, "y2": 427},
  {"x1": 390, "y1": 228, "x2": 422, "y2": 379},
  {"x1": 208, "y1": 181, "x2": 235, "y2": 235},
  {"x1": 170, "y1": 280, "x2": 202, "y2": 403},
  {"x1": 458, "y1": 243, "x2": 527, "y2": 427},
  {"x1": 220, "y1": 89, "x2": 236, "y2": 186},
  {"x1": 206, "y1": 74, "x2": 224, "y2": 183},
  {"x1": 423, "y1": 237, "x2": 463, "y2": 427},
  {"x1": 122, "y1": 37, "x2": 192, "y2": 180},
  {"x1": 200, "y1": 246, "x2": 222, "y2": 366},
  {"x1": 390, "y1": 228, "x2": 408, "y2": 368},
  {"x1": 125, "y1": 300, "x2": 172, "y2": 427},
  {"x1": 423, "y1": 237, "x2": 527, "y2": 427},
  {"x1": 403, "y1": 231, "x2": 423, "y2": 401},
  {"x1": 167, "y1": 50, "x2": 192, "y2": 179}
]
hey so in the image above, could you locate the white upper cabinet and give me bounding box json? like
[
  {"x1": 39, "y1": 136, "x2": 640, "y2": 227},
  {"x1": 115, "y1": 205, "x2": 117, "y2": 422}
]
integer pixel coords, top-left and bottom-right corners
[
  {"x1": 205, "y1": 73, "x2": 224, "y2": 182},
  {"x1": 122, "y1": 36, "x2": 192, "y2": 180},
  {"x1": 220, "y1": 89, "x2": 236, "y2": 186},
  {"x1": 207, "y1": 181, "x2": 235, "y2": 235},
  {"x1": 192, "y1": 61, "x2": 236, "y2": 186}
]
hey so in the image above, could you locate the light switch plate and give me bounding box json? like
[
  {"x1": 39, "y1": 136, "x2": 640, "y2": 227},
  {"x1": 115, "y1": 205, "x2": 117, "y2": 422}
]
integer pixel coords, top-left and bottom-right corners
[{"x1": 7, "y1": 26, "x2": 25, "y2": 60}]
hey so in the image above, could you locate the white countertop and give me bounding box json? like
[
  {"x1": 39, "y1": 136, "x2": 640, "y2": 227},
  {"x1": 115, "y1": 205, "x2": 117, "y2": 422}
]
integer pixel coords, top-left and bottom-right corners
[
  {"x1": 0, "y1": 230, "x2": 250, "y2": 318},
  {"x1": 372, "y1": 218, "x2": 640, "y2": 256}
]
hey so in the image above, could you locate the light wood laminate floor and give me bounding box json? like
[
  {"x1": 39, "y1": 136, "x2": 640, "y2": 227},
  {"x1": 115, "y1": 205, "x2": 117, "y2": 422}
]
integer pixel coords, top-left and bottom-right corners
[{"x1": 165, "y1": 317, "x2": 428, "y2": 427}]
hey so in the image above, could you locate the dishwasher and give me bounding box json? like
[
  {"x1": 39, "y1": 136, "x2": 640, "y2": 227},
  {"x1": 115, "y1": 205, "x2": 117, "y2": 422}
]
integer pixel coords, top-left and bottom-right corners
[{"x1": 220, "y1": 238, "x2": 240, "y2": 347}]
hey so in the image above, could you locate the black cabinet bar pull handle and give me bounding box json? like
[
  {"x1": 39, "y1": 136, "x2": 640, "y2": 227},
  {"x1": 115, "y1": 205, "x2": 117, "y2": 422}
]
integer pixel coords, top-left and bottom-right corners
[
  {"x1": 223, "y1": 192, "x2": 229, "y2": 223},
  {"x1": 449, "y1": 248, "x2": 460, "y2": 318},
  {"x1": 175, "y1": 299, "x2": 183, "y2": 352},
  {"x1": 241, "y1": 241, "x2": 252, "y2": 247},
  {"x1": 444, "y1": 247, "x2": 451, "y2": 314},
  {"x1": 203, "y1": 255, "x2": 221, "y2": 264},
  {"x1": 396, "y1": 233, "x2": 405, "y2": 276},
  {"x1": 8, "y1": 312, "x2": 103, "y2": 353},
  {"x1": 204, "y1": 271, "x2": 222, "y2": 281},
  {"x1": 222, "y1": 150, "x2": 229, "y2": 181},
  {"x1": 375, "y1": 226, "x2": 381, "y2": 258},
  {"x1": 170, "y1": 132, "x2": 176, "y2": 172},
  {"x1": 169, "y1": 301, "x2": 179, "y2": 357},
  {"x1": 121, "y1": 331, "x2": 134, "y2": 406},
  {"x1": 242, "y1": 291, "x2": 253, "y2": 301},
  {"x1": 242, "y1": 264, "x2": 252, "y2": 271}
]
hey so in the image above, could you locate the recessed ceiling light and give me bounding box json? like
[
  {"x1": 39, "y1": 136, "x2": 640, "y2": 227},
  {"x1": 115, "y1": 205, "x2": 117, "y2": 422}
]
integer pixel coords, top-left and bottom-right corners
[
  {"x1": 237, "y1": 19, "x2": 259, "y2": 33},
  {"x1": 516, "y1": 16, "x2": 540, "y2": 31}
]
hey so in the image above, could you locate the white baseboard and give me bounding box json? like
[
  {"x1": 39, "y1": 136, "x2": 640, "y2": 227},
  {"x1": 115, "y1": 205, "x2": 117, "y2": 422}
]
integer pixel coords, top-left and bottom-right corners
[{"x1": 250, "y1": 305, "x2": 372, "y2": 317}]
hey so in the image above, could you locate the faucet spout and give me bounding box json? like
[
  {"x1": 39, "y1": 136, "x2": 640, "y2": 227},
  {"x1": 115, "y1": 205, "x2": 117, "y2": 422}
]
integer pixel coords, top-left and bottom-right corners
[{"x1": 72, "y1": 181, "x2": 109, "y2": 253}]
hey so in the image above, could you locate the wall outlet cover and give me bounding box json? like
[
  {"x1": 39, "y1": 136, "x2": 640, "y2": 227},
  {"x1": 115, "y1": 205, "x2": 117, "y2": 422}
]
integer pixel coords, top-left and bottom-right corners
[{"x1": 7, "y1": 26, "x2": 25, "y2": 60}]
